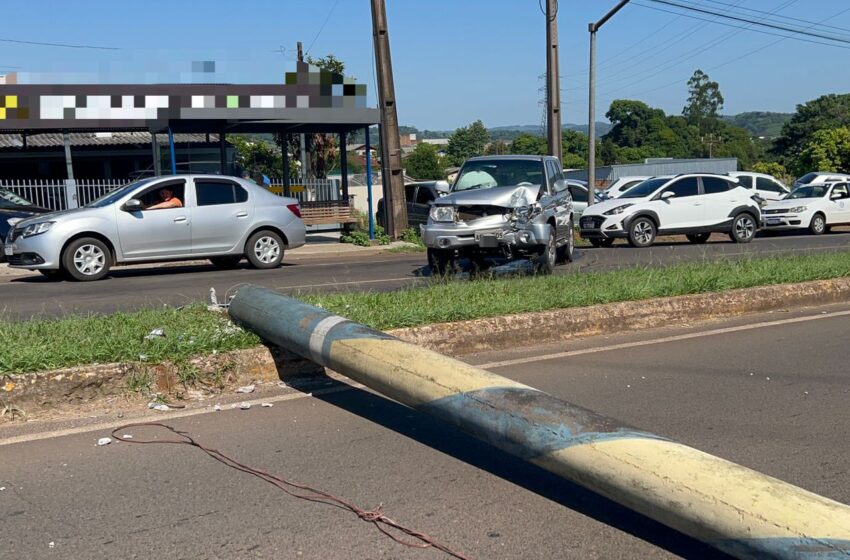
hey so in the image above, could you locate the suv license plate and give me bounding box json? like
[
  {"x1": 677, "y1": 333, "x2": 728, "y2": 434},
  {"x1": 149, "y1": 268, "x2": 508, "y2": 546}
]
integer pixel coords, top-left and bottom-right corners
[
  {"x1": 4, "y1": 245, "x2": 13, "y2": 256},
  {"x1": 766, "y1": 218, "x2": 780, "y2": 225}
]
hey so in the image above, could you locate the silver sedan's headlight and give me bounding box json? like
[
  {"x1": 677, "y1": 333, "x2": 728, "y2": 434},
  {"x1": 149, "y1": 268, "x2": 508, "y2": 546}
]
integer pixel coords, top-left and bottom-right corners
[
  {"x1": 429, "y1": 206, "x2": 457, "y2": 222},
  {"x1": 603, "y1": 204, "x2": 633, "y2": 216},
  {"x1": 788, "y1": 206, "x2": 807, "y2": 213},
  {"x1": 21, "y1": 221, "x2": 55, "y2": 238}
]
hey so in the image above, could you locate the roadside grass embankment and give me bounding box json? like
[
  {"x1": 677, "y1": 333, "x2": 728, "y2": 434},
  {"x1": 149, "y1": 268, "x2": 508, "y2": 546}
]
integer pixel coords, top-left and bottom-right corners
[{"x1": 4, "y1": 250, "x2": 850, "y2": 375}]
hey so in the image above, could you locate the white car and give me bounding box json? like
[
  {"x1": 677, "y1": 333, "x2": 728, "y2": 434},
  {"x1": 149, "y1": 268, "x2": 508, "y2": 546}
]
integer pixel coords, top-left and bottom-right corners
[
  {"x1": 602, "y1": 176, "x2": 652, "y2": 199},
  {"x1": 793, "y1": 171, "x2": 850, "y2": 189},
  {"x1": 579, "y1": 174, "x2": 761, "y2": 248},
  {"x1": 761, "y1": 182, "x2": 850, "y2": 235},
  {"x1": 728, "y1": 172, "x2": 789, "y2": 202},
  {"x1": 564, "y1": 180, "x2": 605, "y2": 219}
]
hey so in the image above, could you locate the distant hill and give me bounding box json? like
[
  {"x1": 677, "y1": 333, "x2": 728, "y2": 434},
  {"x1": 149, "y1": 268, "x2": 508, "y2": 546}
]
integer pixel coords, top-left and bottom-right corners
[
  {"x1": 721, "y1": 112, "x2": 792, "y2": 138},
  {"x1": 488, "y1": 122, "x2": 612, "y2": 141}
]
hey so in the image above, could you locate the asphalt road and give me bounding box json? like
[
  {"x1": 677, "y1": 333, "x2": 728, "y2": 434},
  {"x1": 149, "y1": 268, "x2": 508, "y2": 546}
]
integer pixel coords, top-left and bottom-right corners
[
  {"x1": 1, "y1": 231, "x2": 849, "y2": 319},
  {"x1": 2, "y1": 303, "x2": 848, "y2": 559}
]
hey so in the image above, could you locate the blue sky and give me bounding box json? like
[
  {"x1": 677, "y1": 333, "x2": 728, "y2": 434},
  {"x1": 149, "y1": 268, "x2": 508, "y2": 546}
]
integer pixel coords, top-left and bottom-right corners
[{"x1": 3, "y1": 0, "x2": 849, "y2": 130}]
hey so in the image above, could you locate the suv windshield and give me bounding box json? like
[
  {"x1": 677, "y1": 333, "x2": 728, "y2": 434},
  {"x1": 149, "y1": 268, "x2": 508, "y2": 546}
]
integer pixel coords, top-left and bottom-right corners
[
  {"x1": 0, "y1": 188, "x2": 33, "y2": 208},
  {"x1": 787, "y1": 185, "x2": 829, "y2": 199},
  {"x1": 796, "y1": 172, "x2": 818, "y2": 184},
  {"x1": 453, "y1": 160, "x2": 544, "y2": 192},
  {"x1": 85, "y1": 179, "x2": 154, "y2": 208},
  {"x1": 619, "y1": 177, "x2": 669, "y2": 198}
]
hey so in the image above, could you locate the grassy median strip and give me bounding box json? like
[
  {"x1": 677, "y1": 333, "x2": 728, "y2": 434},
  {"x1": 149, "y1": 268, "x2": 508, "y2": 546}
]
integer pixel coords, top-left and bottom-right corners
[
  {"x1": 4, "y1": 250, "x2": 850, "y2": 375},
  {"x1": 0, "y1": 306, "x2": 259, "y2": 375}
]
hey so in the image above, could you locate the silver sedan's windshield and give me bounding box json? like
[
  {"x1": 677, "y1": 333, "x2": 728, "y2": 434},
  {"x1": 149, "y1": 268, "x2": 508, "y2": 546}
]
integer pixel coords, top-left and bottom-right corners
[
  {"x1": 453, "y1": 160, "x2": 544, "y2": 192},
  {"x1": 786, "y1": 185, "x2": 828, "y2": 199},
  {"x1": 86, "y1": 179, "x2": 155, "y2": 208}
]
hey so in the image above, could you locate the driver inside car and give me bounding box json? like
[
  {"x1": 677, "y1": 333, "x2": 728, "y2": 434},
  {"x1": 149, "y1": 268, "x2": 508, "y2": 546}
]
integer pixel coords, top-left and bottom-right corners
[{"x1": 145, "y1": 187, "x2": 183, "y2": 210}]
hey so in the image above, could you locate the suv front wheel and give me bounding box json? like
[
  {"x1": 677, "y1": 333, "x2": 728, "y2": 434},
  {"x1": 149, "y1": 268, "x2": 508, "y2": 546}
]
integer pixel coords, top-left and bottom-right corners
[
  {"x1": 729, "y1": 213, "x2": 757, "y2": 243},
  {"x1": 628, "y1": 217, "x2": 656, "y2": 248},
  {"x1": 536, "y1": 226, "x2": 557, "y2": 274}
]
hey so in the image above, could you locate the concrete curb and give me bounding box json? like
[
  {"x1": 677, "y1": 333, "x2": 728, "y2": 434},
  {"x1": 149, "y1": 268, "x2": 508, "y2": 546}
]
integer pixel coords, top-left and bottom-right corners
[
  {"x1": 393, "y1": 277, "x2": 850, "y2": 355},
  {"x1": 5, "y1": 276, "x2": 850, "y2": 415}
]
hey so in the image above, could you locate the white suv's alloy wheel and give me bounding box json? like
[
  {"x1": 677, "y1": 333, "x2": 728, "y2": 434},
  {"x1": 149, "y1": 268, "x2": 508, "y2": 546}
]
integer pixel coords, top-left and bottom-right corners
[
  {"x1": 73, "y1": 244, "x2": 106, "y2": 276},
  {"x1": 254, "y1": 236, "x2": 281, "y2": 264},
  {"x1": 633, "y1": 221, "x2": 653, "y2": 245},
  {"x1": 735, "y1": 215, "x2": 756, "y2": 240}
]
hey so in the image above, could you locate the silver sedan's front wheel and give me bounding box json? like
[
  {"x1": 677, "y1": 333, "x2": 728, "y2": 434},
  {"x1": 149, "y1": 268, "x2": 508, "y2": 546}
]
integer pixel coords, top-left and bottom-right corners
[
  {"x1": 246, "y1": 230, "x2": 285, "y2": 269},
  {"x1": 61, "y1": 237, "x2": 111, "y2": 281}
]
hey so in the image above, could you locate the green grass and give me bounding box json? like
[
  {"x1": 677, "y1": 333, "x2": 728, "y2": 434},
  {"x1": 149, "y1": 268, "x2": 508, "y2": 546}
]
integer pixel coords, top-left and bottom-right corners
[
  {"x1": 4, "y1": 251, "x2": 850, "y2": 375},
  {"x1": 0, "y1": 306, "x2": 259, "y2": 375},
  {"x1": 302, "y1": 251, "x2": 850, "y2": 330},
  {"x1": 386, "y1": 243, "x2": 427, "y2": 253}
]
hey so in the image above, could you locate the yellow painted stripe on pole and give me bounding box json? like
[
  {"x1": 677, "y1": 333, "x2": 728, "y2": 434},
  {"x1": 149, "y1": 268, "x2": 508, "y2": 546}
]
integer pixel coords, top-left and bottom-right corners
[
  {"x1": 327, "y1": 338, "x2": 531, "y2": 404},
  {"x1": 535, "y1": 438, "x2": 850, "y2": 543}
]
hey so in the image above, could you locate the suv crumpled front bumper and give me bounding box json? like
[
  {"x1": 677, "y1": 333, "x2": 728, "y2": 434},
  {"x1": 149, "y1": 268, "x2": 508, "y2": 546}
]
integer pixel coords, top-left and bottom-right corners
[{"x1": 422, "y1": 221, "x2": 548, "y2": 251}]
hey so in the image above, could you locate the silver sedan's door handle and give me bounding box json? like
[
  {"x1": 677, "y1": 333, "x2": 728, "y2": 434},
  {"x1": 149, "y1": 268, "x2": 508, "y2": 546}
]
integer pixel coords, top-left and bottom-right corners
[
  {"x1": 173, "y1": 216, "x2": 188, "y2": 223},
  {"x1": 236, "y1": 211, "x2": 248, "y2": 218}
]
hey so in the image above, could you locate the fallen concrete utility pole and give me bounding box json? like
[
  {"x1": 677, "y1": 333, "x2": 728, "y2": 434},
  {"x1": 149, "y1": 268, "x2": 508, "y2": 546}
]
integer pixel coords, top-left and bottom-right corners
[{"x1": 229, "y1": 285, "x2": 850, "y2": 560}]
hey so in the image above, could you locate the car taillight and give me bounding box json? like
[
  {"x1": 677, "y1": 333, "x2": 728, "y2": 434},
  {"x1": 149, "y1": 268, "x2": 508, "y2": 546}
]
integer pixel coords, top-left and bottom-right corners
[{"x1": 286, "y1": 203, "x2": 302, "y2": 218}]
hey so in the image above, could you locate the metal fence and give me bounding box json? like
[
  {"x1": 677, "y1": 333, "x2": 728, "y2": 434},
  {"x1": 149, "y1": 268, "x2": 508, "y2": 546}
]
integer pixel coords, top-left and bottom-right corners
[
  {"x1": 0, "y1": 177, "x2": 341, "y2": 211},
  {"x1": 0, "y1": 179, "x2": 129, "y2": 211}
]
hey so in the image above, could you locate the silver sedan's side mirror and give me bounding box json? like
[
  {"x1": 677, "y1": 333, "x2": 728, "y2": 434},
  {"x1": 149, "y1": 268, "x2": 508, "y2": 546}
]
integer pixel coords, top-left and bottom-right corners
[{"x1": 122, "y1": 198, "x2": 143, "y2": 212}]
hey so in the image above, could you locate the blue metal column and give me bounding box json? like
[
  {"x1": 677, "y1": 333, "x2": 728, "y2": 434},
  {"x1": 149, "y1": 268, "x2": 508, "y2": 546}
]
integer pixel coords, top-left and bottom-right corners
[
  {"x1": 365, "y1": 127, "x2": 375, "y2": 240},
  {"x1": 167, "y1": 127, "x2": 177, "y2": 175}
]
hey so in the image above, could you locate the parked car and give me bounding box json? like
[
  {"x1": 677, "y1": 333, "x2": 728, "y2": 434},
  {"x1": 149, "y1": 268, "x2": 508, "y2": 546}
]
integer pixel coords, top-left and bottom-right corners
[
  {"x1": 728, "y1": 171, "x2": 789, "y2": 202},
  {"x1": 376, "y1": 181, "x2": 449, "y2": 229},
  {"x1": 422, "y1": 155, "x2": 574, "y2": 274},
  {"x1": 579, "y1": 174, "x2": 761, "y2": 248},
  {"x1": 5, "y1": 175, "x2": 306, "y2": 281},
  {"x1": 761, "y1": 182, "x2": 850, "y2": 235},
  {"x1": 602, "y1": 176, "x2": 653, "y2": 199},
  {"x1": 0, "y1": 189, "x2": 51, "y2": 263},
  {"x1": 793, "y1": 171, "x2": 850, "y2": 189},
  {"x1": 563, "y1": 180, "x2": 606, "y2": 219}
]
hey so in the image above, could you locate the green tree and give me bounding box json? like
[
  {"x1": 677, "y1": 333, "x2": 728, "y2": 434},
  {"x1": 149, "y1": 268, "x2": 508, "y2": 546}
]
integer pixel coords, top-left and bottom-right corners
[
  {"x1": 445, "y1": 120, "x2": 490, "y2": 165},
  {"x1": 795, "y1": 127, "x2": 850, "y2": 175},
  {"x1": 305, "y1": 53, "x2": 344, "y2": 74},
  {"x1": 404, "y1": 143, "x2": 445, "y2": 180},
  {"x1": 750, "y1": 161, "x2": 793, "y2": 184},
  {"x1": 773, "y1": 94, "x2": 850, "y2": 165},
  {"x1": 299, "y1": 54, "x2": 349, "y2": 178},
  {"x1": 683, "y1": 69, "x2": 724, "y2": 134},
  {"x1": 509, "y1": 133, "x2": 547, "y2": 155},
  {"x1": 484, "y1": 141, "x2": 510, "y2": 155},
  {"x1": 228, "y1": 135, "x2": 282, "y2": 178}
]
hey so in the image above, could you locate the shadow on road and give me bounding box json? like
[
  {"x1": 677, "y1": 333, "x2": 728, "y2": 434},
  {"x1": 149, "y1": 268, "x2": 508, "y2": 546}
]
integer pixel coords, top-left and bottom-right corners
[{"x1": 300, "y1": 375, "x2": 733, "y2": 560}]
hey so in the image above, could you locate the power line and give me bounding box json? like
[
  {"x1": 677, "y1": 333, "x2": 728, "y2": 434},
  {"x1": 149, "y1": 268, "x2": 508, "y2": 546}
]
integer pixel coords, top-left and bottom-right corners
[
  {"x1": 632, "y1": 2, "x2": 850, "y2": 49},
  {"x1": 690, "y1": 0, "x2": 850, "y2": 36},
  {"x1": 0, "y1": 37, "x2": 120, "y2": 50},
  {"x1": 646, "y1": 0, "x2": 850, "y2": 45},
  {"x1": 305, "y1": 0, "x2": 341, "y2": 56}
]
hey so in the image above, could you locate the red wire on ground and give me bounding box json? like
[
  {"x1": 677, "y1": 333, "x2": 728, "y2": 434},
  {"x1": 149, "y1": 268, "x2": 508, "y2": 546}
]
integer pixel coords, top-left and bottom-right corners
[{"x1": 111, "y1": 422, "x2": 470, "y2": 560}]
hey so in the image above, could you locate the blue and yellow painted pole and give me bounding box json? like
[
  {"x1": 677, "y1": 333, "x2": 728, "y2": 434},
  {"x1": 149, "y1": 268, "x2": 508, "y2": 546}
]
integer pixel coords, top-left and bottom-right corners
[{"x1": 229, "y1": 285, "x2": 850, "y2": 560}]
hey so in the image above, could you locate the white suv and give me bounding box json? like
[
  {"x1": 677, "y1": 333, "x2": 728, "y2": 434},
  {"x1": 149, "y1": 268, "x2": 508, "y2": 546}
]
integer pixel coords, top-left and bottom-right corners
[
  {"x1": 579, "y1": 174, "x2": 761, "y2": 248},
  {"x1": 761, "y1": 182, "x2": 850, "y2": 235},
  {"x1": 728, "y1": 172, "x2": 789, "y2": 202}
]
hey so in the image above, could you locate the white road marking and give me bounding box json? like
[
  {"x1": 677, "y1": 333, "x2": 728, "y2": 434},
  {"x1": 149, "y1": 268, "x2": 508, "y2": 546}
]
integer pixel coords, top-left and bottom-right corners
[
  {"x1": 0, "y1": 384, "x2": 358, "y2": 448},
  {"x1": 477, "y1": 308, "x2": 850, "y2": 370}
]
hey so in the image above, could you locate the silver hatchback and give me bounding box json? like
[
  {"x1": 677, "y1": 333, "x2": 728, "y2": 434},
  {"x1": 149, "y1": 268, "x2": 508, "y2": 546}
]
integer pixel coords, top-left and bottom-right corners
[{"x1": 4, "y1": 175, "x2": 306, "y2": 281}]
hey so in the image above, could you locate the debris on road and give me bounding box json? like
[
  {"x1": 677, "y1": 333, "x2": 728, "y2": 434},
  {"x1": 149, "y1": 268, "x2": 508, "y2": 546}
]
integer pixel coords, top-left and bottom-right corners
[
  {"x1": 236, "y1": 384, "x2": 255, "y2": 394},
  {"x1": 239, "y1": 402, "x2": 251, "y2": 410},
  {"x1": 48, "y1": 542, "x2": 55, "y2": 549},
  {"x1": 97, "y1": 437, "x2": 112, "y2": 446},
  {"x1": 213, "y1": 404, "x2": 222, "y2": 411},
  {"x1": 122, "y1": 434, "x2": 133, "y2": 439},
  {"x1": 143, "y1": 328, "x2": 165, "y2": 340},
  {"x1": 261, "y1": 402, "x2": 274, "y2": 408},
  {"x1": 148, "y1": 402, "x2": 171, "y2": 412}
]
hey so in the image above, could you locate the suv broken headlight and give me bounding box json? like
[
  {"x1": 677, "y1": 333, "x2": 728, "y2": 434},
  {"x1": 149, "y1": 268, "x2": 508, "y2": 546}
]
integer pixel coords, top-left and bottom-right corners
[{"x1": 430, "y1": 206, "x2": 457, "y2": 222}]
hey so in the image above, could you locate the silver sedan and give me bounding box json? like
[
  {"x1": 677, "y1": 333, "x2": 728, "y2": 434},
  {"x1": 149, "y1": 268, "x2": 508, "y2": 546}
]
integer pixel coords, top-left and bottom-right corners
[{"x1": 4, "y1": 175, "x2": 306, "y2": 281}]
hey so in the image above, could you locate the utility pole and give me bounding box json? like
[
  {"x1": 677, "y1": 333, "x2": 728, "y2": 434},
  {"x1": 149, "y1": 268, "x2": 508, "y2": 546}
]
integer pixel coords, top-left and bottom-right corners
[
  {"x1": 702, "y1": 133, "x2": 719, "y2": 158},
  {"x1": 545, "y1": 0, "x2": 562, "y2": 162},
  {"x1": 371, "y1": 0, "x2": 408, "y2": 238},
  {"x1": 588, "y1": 0, "x2": 630, "y2": 206},
  {"x1": 297, "y1": 41, "x2": 310, "y2": 183}
]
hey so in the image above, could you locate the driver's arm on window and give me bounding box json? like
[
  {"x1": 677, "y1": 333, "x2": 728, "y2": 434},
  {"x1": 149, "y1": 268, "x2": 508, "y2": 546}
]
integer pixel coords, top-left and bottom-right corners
[{"x1": 147, "y1": 197, "x2": 183, "y2": 210}]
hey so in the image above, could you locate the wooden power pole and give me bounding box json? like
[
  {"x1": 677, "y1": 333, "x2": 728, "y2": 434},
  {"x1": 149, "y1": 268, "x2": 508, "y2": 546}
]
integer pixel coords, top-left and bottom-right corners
[
  {"x1": 371, "y1": 0, "x2": 408, "y2": 238},
  {"x1": 545, "y1": 0, "x2": 562, "y2": 162}
]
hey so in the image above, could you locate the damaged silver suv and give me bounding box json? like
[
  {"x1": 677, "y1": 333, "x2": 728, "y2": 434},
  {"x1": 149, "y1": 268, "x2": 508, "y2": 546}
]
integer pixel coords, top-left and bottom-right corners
[{"x1": 422, "y1": 155, "x2": 574, "y2": 274}]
